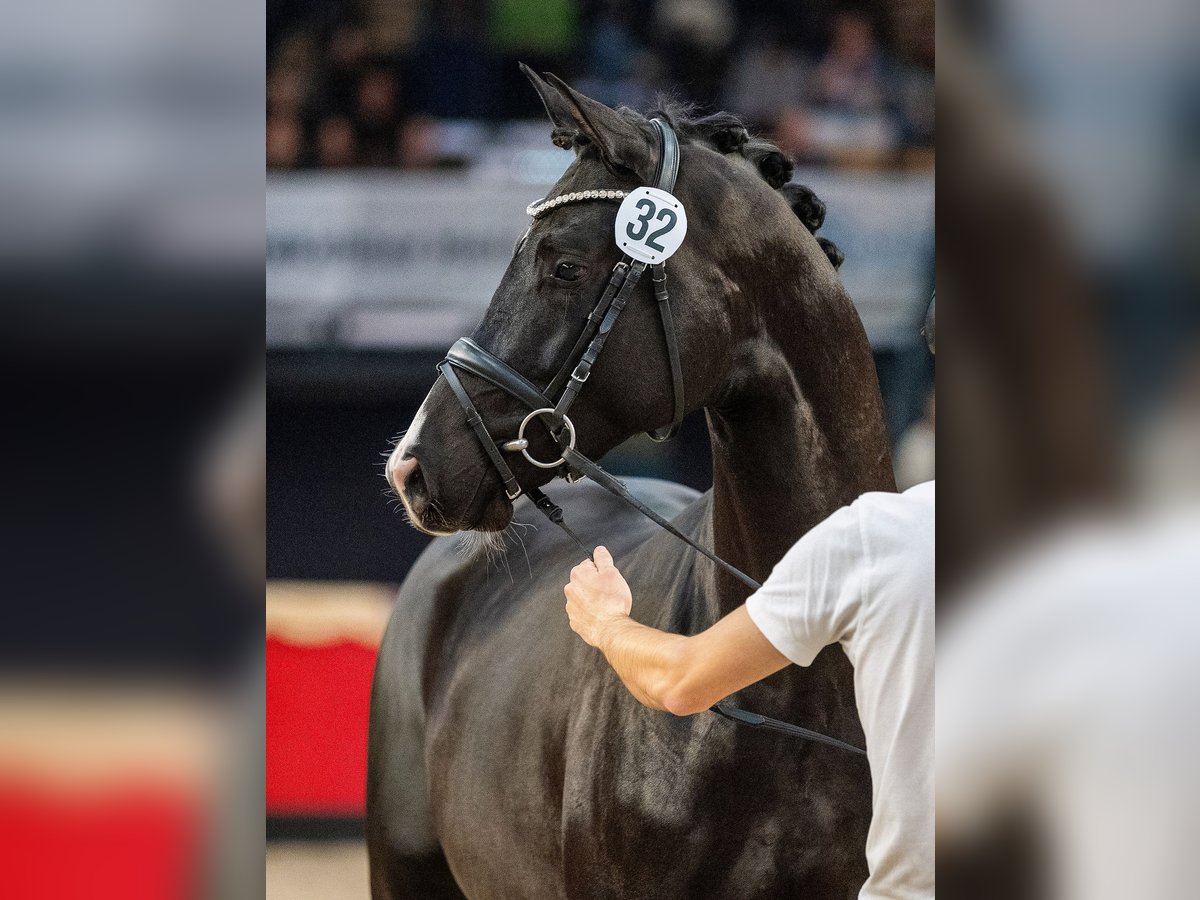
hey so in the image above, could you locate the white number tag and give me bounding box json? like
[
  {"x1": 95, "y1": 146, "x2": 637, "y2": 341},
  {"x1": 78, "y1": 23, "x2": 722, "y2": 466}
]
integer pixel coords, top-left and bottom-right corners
[{"x1": 614, "y1": 186, "x2": 687, "y2": 264}]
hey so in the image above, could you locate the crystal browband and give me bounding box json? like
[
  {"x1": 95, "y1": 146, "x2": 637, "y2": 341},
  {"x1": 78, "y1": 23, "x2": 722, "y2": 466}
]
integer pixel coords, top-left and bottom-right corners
[{"x1": 526, "y1": 189, "x2": 629, "y2": 219}]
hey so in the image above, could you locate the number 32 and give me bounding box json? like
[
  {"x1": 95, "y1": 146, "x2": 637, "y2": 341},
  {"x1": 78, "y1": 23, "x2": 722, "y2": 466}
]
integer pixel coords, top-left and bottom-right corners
[{"x1": 626, "y1": 198, "x2": 678, "y2": 252}]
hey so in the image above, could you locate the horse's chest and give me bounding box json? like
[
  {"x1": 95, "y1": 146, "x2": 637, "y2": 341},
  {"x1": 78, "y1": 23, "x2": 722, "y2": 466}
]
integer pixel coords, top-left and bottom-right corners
[{"x1": 422, "y1": 594, "x2": 581, "y2": 896}]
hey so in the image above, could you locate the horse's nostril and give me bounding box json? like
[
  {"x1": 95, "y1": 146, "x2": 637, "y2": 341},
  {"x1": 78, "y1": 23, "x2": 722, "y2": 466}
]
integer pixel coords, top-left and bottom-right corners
[
  {"x1": 405, "y1": 464, "x2": 428, "y2": 504},
  {"x1": 388, "y1": 452, "x2": 420, "y2": 499}
]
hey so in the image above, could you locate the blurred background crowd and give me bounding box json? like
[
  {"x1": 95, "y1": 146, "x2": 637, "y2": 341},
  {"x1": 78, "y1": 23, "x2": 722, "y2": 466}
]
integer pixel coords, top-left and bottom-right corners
[
  {"x1": 264, "y1": 5, "x2": 933, "y2": 892},
  {"x1": 3, "y1": 0, "x2": 1198, "y2": 892},
  {"x1": 267, "y1": 0, "x2": 933, "y2": 172}
]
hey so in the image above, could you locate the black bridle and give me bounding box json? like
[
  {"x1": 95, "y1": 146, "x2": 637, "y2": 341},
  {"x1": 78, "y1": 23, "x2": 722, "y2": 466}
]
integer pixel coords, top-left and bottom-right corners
[{"x1": 436, "y1": 120, "x2": 865, "y2": 757}]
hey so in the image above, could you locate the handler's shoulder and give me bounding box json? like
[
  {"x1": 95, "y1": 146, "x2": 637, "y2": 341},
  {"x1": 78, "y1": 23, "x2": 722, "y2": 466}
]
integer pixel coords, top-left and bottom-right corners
[
  {"x1": 849, "y1": 480, "x2": 934, "y2": 554},
  {"x1": 851, "y1": 480, "x2": 934, "y2": 516}
]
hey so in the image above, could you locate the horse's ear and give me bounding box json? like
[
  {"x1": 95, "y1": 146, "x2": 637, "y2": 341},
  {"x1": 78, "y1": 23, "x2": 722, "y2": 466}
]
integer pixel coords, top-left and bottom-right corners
[
  {"x1": 520, "y1": 63, "x2": 581, "y2": 151},
  {"x1": 535, "y1": 71, "x2": 656, "y2": 182}
]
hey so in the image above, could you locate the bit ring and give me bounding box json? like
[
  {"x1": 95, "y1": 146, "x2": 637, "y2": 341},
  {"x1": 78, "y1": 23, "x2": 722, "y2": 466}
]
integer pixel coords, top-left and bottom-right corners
[{"x1": 515, "y1": 408, "x2": 575, "y2": 469}]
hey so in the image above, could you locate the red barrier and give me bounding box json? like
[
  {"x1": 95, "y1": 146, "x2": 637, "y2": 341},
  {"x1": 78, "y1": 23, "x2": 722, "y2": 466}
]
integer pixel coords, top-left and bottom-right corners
[
  {"x1": 0, "y1": 782, "x2": 200, "y2": 900},
  {"x1": 266, "y1": 636, "x2": 377, "y2": 815}
]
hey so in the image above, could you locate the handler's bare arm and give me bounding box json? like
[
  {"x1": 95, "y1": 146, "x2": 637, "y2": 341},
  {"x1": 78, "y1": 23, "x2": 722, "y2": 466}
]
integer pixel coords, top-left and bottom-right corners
[{"x1": 564, "y1": 547, "x2": 789, "y2": 716}]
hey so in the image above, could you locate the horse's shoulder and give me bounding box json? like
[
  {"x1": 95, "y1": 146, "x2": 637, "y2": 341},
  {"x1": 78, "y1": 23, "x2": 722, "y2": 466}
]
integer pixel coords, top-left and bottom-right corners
[{"x1": 386, "y1": 476, "x2": 706, "y2": 646}]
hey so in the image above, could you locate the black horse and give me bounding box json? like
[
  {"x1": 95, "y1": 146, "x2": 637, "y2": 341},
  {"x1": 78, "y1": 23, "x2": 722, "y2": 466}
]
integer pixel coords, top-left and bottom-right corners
[{"x1": 369, "y1": 69, "x2": 895, "y2": 899}]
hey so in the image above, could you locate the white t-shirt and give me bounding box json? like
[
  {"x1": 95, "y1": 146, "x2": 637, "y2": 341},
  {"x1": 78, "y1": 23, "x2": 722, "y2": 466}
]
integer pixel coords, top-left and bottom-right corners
[
  {"x1": 746, "y1": 481, "x2": 934, "y2": 900},
  {"x1": 938, "y1": 511, "x2": 1200, "y2": 900}
]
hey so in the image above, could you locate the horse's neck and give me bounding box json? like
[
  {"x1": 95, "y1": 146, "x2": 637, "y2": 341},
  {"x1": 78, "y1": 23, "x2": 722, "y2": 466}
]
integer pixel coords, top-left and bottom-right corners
[{"x1": 699, "y1": 279, "x2": 894, "y2": 617}]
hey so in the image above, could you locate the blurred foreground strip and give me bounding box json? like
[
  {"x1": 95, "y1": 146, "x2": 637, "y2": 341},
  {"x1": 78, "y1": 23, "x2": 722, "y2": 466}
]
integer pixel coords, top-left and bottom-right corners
[
  {"x1": 0, "y1": 684, "x2": 222, "y2": 899},
  {"x1": 938, "y1": 511, "x2": 1200, "y2": 899},
  {"x1": 936, "y1": 0, "x2": 1200, "y2": 893}
]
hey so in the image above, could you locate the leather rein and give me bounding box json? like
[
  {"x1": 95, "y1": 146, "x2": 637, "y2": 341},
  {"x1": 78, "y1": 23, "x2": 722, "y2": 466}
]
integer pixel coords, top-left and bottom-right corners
[{"x1": 436, "y1": 119, "x2": 865, "y2": 757}]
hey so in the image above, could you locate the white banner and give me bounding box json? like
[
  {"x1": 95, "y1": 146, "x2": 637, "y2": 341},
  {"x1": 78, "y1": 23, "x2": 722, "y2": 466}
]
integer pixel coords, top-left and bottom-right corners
[{"x1": 267, "y1": 169, "x2": 932, "y2": 349}]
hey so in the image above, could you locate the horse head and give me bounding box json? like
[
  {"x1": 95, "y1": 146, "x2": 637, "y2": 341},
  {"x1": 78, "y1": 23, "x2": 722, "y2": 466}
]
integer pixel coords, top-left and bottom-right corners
[{"x1": 388, "y1": 66, "x2": 840, "y2": 535}]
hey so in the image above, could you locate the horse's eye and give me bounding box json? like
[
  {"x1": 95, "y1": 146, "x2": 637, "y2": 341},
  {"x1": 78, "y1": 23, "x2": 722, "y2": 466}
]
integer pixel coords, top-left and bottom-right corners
[{"x1": 555, "y1": 262, "x2": 583, "y2": 282}]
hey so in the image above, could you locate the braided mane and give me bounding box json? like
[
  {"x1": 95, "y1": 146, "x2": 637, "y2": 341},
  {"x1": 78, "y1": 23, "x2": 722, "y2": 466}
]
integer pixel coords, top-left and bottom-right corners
[
  {"x1": 656, "y1": 103, "x2": 844, "y2": 270},
  {"x1": 557, "y1": 101, "x2": 845, "y2": 270}
]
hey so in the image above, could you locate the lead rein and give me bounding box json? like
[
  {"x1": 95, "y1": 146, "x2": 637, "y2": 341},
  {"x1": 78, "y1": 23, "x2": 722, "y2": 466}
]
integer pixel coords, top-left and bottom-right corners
[{"x1": 523, "y1": 457, "x2": 867, "y2": 757}]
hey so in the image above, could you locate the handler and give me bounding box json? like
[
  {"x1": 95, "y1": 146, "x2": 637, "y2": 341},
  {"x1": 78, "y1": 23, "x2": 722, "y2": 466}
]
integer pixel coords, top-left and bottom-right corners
[{"x1": 563, "y1": 478, "x2": 934, "y2": 900}]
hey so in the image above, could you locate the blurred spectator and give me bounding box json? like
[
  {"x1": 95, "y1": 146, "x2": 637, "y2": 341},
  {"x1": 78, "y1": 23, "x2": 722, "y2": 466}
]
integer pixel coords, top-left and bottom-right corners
[
  {"x1": 575, "y1": 1, "x2": 655, "y2": 109},
  {"x1": 812, "y1": 11, "x2": 903, "y2": 165},
  {"x1": 898, "y1": 65, "x2": 935, "y2": 155},
  {"x1": 891, "y1": 0, "x2": 935, "y2": 154},
  {"x1": 264, "y1": 1, "x2": 934, "y2": 171},
  {"x1": 653, "y1": 0, "x2": 736, "y2": 107},
  {"x1": 894, "y1": 390, "x2": 936, "y2": 490},
  {"x1": 815, "y1": 12, "x2": 894, "y2": 117},
  {"x1": 315, "y1": 116, "x2": 357, "y2": 168},
  {"x1": 724, "y1": 31, "x2": 811, "y2": 128},
  {"x1": 772, "y1": 105, "x2": 821, "y2": 165},
  {"x1": 354, "y1": 67, "x2": 404, "y2": 166},
  {"x1": 317, "y1": 23, "x2": 372, "y2": 119},
  {"x1": 267, "y1": 67, "x2": 309, "y2": 120},
  {"x1": 491, "y1": 0, "x2": 580, "y2": 117},
  {"x1": 398, "y1": 117, "x2": 440, "y2": 169},
  {"x1": 409, "y1": 0, "x2": 498, "y2": 119},
  {"x1": 266, "y1": 116, "x2": 304, "y2": 169}
]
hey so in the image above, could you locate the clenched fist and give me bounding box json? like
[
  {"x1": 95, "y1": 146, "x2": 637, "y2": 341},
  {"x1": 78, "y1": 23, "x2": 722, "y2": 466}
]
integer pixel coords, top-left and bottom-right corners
[{"x1": 564, "y1": 546, "x2": 633, "y2": 648}]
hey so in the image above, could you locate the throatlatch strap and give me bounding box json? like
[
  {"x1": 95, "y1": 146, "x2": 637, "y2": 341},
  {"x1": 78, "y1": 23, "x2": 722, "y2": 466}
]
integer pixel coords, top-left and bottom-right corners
[{"x1": 648, "y1": 264, "x2": 684, "y2": 442}]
